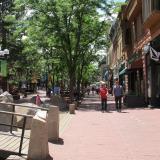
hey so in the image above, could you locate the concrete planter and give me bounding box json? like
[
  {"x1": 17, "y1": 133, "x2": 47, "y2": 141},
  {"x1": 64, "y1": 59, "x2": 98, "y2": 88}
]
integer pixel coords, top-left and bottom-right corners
[
  {"x1": 124, "y1": 95, "x2": 146, "y2": 107},
  {"x1": 69, "y1": 104, "x2": 75, "y2": 114}
]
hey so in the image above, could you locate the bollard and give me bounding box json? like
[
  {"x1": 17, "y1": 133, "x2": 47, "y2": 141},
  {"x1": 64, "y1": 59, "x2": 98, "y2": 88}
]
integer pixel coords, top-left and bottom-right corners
[
  {"x1": 48, "y1": 105, "x2": 59, "y2": 141},
  {"x1": 69, "y1": 104, "x2": 75, "y2": 114},
  {"x1": 73, "y1": 101, "x2": 78, "y2": 109},
  {"x1": 27, "y1": 110, "x2": 50, "y2": 160}
]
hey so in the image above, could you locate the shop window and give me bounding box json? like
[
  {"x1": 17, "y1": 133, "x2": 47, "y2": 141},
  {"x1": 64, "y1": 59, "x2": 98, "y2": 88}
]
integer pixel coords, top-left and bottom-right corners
[
  {"x1": 142, "y1": 0, "x2": 160, "y2": 21},
  {"x1": 125, "y1": 28, "x2": 131, "y2": 45},
  {"x1": 153, "y1": 0, "x2": 160, "y2": 10}
]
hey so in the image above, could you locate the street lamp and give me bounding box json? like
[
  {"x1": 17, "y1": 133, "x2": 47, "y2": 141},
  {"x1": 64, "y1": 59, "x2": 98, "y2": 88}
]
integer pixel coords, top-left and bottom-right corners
[{"x1": 143, "y1": 43, "x2": 150, "y2": 54}]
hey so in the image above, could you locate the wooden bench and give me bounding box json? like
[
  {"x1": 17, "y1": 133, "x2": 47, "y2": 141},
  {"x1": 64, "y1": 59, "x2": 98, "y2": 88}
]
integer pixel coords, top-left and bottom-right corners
[{"x1": 0, "y1": 110, "x2": 33, "y2": 155}]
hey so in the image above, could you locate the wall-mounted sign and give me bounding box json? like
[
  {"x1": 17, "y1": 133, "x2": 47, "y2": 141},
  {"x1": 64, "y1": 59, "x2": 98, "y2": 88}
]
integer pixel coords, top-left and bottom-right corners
[{"x1": 0, "y1": 60, "x2": 7, "y2": 77}]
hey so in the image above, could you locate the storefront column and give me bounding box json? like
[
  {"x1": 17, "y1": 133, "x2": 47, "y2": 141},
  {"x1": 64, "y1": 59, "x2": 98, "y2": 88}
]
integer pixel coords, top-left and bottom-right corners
[
  {"x1": 125, "y1": 74, "x2": 128, "y2": 94},
  {"x1": 142, "y1": 54, "x2": 148, "y2": 103},
  {"x1": 136, "y1": 70, "x2": 140, "y2": 95}
]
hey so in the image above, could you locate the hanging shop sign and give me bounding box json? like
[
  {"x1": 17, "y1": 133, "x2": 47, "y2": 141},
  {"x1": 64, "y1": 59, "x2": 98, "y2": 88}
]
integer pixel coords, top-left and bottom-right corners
[
  {"x1": 119, "y1": 63, "x2": 127, "y2": 76},
  {"x1": 149, "y1": 46, "x2": 160, "y2": 62},
  {"x1": 0, "y1": 60, "x2": 7, "y2": 77}
]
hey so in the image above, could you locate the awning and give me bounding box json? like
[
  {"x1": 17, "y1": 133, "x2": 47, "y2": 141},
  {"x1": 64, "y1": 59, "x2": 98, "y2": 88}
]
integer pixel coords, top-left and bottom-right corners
[
  {"x1": 128, "y1": 52, "x2": 141, "y2": 64},
  {"x1": 119, "y1": 68, "x2": 127, "y2": 76},
  {"x1": 104, "y1": 70, "x2": 109, "y2": 81}
]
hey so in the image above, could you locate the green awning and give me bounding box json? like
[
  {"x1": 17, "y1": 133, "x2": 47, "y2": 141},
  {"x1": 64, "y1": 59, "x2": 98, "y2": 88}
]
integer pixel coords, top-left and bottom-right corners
[
  {"x1": 128, "y1": 52, "x2": 141, "y2": 64},
  {"x1": 0, "y1": 60, "x2": 7, "y2": 77},
  {"x1": 119, "y1": 68, "x2": 127, "y2": 76}
]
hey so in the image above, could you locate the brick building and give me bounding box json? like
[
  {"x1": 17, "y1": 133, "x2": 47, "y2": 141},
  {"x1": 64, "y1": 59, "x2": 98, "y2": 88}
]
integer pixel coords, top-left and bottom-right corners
[{"x1": 108, "y1": 0, "x2": 160, "y2": 107}]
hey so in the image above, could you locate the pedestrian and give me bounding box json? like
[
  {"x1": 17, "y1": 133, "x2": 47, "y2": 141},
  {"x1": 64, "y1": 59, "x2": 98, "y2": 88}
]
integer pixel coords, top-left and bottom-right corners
[
  {"x1": 0, "y1": 86, "x2": 3, "y2": 94},
  {"x1": 99, "y1": 83, "x2": 108, "y2": 112},
  {"x1": 36, "y1": 94, "x2": 42, "y2": 106},
  {"x1": 21, "y1": 81, "x2": 27, "y2": 98},
  {"x1": 91, "y1": 86, "x2": 95, "y2": 95},
  {"x1": 113, "y1": 80, "x2": 123, "y2": 112},
  {"x1": 86, "y1": 86, "x2": 90, "y2": 95}
]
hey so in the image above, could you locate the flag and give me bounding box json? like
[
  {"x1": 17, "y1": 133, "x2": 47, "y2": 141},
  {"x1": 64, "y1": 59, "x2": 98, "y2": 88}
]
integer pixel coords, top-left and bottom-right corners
[{"x1": 150, "y1": 47, "x2": 160, "y2": 62}]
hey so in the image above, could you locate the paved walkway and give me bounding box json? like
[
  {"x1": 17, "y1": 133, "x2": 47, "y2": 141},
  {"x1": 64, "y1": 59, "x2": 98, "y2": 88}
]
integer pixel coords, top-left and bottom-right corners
[
  {"x1": 49, "y1": 93, "x2": 160, "y2": 160},
  {"x1": 1, "y1": 91, "x2": 160, "y2": 160}
]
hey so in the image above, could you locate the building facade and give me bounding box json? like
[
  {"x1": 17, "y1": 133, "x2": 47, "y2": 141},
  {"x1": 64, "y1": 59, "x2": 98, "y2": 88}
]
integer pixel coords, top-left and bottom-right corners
[{"x1": 108, "y1": 0, "x2": 160, "y2": 107}]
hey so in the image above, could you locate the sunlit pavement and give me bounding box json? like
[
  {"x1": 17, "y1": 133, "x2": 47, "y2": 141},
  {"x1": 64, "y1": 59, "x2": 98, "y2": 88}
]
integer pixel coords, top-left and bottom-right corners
[{"x1": 49, "y1": 93, "x2": 160, "y2": 160}]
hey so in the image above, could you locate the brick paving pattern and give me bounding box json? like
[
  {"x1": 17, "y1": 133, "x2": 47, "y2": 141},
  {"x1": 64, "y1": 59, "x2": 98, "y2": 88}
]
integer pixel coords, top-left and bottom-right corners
[
  {"x1": 1, "y1": 91, "x2": 160, "y2": 160},
  {"x1": 49, "y1": 94, "x2": 160, "y2": 160}
]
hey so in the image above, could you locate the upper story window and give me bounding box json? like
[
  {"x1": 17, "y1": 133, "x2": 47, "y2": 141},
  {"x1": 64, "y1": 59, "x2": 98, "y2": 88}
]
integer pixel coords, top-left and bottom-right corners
[
  {"x1": 153, "y1": 0, "x2": 160, "y2": 10},
  {"x1": 142, "y1": 0, "x2": 160, "y2": 21},
  {"x1": 124, "y1": 27, "x2": 132, "y2": 45}
]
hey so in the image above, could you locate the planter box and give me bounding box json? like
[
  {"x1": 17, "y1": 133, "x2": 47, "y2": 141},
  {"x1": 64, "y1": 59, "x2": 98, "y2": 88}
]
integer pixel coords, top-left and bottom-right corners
[
  {"x1": 124, "y1": 95, "x2": 146, "y2": 107},
  {"x1": 150, "y1": 97, "x2": 160, "y2": 107}
]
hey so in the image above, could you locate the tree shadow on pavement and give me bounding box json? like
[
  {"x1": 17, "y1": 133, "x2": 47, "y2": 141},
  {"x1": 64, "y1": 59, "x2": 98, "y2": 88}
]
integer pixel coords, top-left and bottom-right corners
[
  {"x1": 125, "y1": 107, "x2": 160, "y2": 111},
  {"x1": 118, "y1": 111, "x2": 129, "y2": 113}
]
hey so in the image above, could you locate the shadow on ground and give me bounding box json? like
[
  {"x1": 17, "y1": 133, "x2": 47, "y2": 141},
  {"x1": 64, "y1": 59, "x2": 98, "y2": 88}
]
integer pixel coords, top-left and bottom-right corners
[
  {"x1": 0, "y1": 150, "x2": 25, "y2": 160},
  {"x1": 49, "y1": 138, "x2": 64, "y2": 145}
]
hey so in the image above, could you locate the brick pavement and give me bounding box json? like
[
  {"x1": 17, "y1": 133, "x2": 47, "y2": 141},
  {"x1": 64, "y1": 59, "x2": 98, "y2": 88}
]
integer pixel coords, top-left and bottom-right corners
[
  {"x1": 49, "y1": 94, "x2": 160, "y2": 160},
  {"x1": 1, "y1": 91, "x2": 160, "y2": 160}
]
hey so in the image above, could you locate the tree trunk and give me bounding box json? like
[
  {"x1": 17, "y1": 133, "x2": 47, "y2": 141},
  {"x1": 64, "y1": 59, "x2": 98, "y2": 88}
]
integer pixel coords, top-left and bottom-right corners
[{"x1": 69, "y1": 69, "x2": 76, "y2": 102}]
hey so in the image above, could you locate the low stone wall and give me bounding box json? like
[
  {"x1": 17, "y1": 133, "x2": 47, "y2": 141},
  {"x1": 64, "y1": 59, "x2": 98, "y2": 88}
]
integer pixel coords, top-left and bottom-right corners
[
  {"x1": 0, "y1": 103, "x2": 17, "y2": 132},
  {"x1": 50, "y1": 95, "x2": 67, "y2": 110},
  {"x1": 28, "y1": 110, "x2": 51, "y2": 160},
  {"x1": 48, "y1": 105, "x2": 59, "y2": 141},
  {"x1": 0, "y1": 92, "x2": 16, "y2": 132},
  {"x1": 69, "y1": 104, "x2": 75, "y2": 114},
  {"x1": 15, "y1": 103, "x2": 37, "y2": 129},
  {"x1": 124, "y1": 95, "x2": 146, "y2": 107}
]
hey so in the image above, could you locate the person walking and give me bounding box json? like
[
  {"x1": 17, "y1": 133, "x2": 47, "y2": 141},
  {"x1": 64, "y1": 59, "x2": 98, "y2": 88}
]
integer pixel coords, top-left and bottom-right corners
[
  {"x1": 36, "y1": 94, "x2": 42, "y2": 106},
  {"x1": 99, "y1": 83, "x2": 108, "y2": 112},
  {"x1": 113, "y1": 80, "x2": 123, "y2": 112}
]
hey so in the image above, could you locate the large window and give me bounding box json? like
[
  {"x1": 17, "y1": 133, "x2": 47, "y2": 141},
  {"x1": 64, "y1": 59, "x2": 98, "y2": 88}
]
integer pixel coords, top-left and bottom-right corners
[
  {"x1": 125, "y1": 28, "x2": 131, "y2": 45},
  {"x1": 153, "y1": 0, "x2": 160, "y2": 10},
  {"x1": 142, "y1": 0, "x2": 160, "y2": 21},
  {"x1": 142, "y1": 0, "x2": 152, "y2": 21}
]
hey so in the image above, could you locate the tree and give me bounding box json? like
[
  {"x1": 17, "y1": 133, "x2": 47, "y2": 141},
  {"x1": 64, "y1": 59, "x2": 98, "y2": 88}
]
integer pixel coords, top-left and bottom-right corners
[{"x1": 18, "y1": 0, "x2": 112, "y2": 100}]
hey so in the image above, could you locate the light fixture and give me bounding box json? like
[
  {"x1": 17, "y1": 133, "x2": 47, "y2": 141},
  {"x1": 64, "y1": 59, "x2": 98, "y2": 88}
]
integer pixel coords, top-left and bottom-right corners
[
  {"x1": 143, "y1": 43, "x2": 150, "y2": 54},
  {"x1": 0, "y1": 49, "x2": 9, "y2": 56}
]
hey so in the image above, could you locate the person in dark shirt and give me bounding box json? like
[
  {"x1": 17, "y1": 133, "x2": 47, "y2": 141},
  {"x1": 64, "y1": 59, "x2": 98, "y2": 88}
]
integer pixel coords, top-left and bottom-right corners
[{"x1": 113, "y1": 80, "x2": 123, "y2": 112}]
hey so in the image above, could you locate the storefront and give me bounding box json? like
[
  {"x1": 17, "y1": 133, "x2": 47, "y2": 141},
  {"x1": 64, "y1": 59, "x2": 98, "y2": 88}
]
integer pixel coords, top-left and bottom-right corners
[
  {"x1": 123, "y1": 52, "x2": 146, "y2": 107},
  {"x1": 127, "y1": 52, "x2": 144, "y2": 96},
  {"x1": 118, "y1": 62, "x2": 127, "y2": 90},
  {"x1": 146, "y1": 36, "x2": 160, "y2": 106}
]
